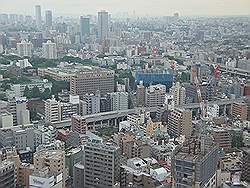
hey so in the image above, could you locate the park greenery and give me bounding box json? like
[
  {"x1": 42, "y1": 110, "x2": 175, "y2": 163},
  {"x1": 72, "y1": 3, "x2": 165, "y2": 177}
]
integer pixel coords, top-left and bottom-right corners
[{"x1": 115, "y1": 70, "x2": 135, "y2": 89}]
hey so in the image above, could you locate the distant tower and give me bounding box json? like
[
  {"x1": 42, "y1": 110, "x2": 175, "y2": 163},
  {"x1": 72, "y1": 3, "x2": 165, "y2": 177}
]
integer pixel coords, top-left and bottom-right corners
[
  {"x1": 45, "y1": 10, "x2": 52, "y2": 28},
  {"x1": 79, "y1": 16, "x2": 90, "y2": 41},
  {"x1": 98, "y1": 10, "x2": 109, "y2": 42},
  {"x1": 35, "y1": 5, "x2": 42, "y2": 29}
]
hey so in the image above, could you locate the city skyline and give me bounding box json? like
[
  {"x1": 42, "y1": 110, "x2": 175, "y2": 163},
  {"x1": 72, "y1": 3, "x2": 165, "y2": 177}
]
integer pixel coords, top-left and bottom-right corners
[{"x1": 0, "y1": 0, "x2": 250, "y2": 16}]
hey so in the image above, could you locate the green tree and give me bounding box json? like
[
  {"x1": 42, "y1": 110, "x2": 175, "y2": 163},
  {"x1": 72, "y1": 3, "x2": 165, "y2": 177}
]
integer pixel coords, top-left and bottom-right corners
[
  {"x1": 31, "y1": 86, "x2": 41, "y2": 98},
  {"x1": 232, "y1": 134, "x2": 244, "y2": 148},
  {"x1": 180, "y1": 72, "x2": 190, "y2": 82},
  {"x1": 51, "y1": 81, "x2": 69, "y2": 96},
  {"x1": 23, "y1": 86, "x2": 32, "y2": 98},
  {"x1": 41, "y1": 88, "x2": 51, "y2": 100}
]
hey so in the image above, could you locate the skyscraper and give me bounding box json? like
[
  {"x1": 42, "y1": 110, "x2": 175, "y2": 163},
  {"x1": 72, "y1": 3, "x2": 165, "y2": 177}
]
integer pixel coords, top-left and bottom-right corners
[
  {"x1": 42, "y1": 40, "x2": 57, "y2": 59},
  {"x1": 98, "y1": 10, "x2": 109, "y2": 42},
  {"x1": 35, "y1": 5, "x2": 42, "y2": 29},
  {"x1": 45, "y1": 10, "x2": 52, "y2": 27},
  {"x1": 16, "y1": 40, "x2": 33, "y2": 57},
  {"x1": 79, "y1": 16, "x2": 90, "y2": 41},
  {"x1": 83, "y1": 141, "x2": 120, "y2": 187},
  {"x1": 172, "y1": 137, "x2": 219, "y2": 188}
]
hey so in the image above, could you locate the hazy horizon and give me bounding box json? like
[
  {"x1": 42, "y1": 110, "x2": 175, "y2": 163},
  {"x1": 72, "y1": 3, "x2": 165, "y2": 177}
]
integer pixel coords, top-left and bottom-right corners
[{"x1": 0, "y1": 0, "x2": 250, "y2": 17}]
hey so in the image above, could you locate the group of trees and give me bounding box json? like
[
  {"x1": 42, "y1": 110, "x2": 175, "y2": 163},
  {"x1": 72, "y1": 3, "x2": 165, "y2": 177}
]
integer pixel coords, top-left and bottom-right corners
[
  {"x1": 23, "y1": 86, "x2": 51, "y2": 100},
  {"x1": 60, "y1": 56, "x2": 99, "y2": 66},
  {"x1": 29, "y1": 57, "x2": 58, "y2": 68},
  {"x1": 115, "y1": 70, "x2": 135, "y2": 89}
]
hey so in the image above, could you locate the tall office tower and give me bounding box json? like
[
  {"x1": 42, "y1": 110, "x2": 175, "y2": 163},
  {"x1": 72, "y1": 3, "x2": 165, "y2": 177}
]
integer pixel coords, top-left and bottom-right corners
[
  {"x1": 232, "y1": 101, "x2": 247, "y2": 121},
  {"x1": 145, "y1": 84, "x2": 166, "y2": 107},
  {"x1": 107, "y1": 92, "x2": 128, "y2": 111},
  {"x1": 170, "y1": 82, "x2": 186, "y2": 106},
  {"x1": 241, "y1": 148, "x2": 250, "y2": 183},
  {"x1": 168, "y1": 108, "x2": 192, "y2": 138},
  {"x1": 42, "y1": 40, "x2": 57, "y2": 59},
  {"x1": 80, "y1": 16, "x2": 90, "y2": 41},
  {"x1": 45, "y1": 10, "x2": 52, "y2": 27},
  {"x1": 172, "y1": 137, "x2": 219, "y2": 188},
  {"x1": 70, "y1": 68, "x2": 115, "y2": 96},
  {"x1": 98, "y1": 10, "x2": 109, "y2": 42},
  {"x1": 80, "y1": 92, "x2": 101, "y2": 115},
  {"x1": 83, "y1": 141, "x2": 120, "y2": 187},
  {"x1": 0, "y1": 160, "x2": 16, "y2": 188},
  {"x1": 136, "y1": 81, "x2": 145, "y2": 107},
  {"x1": 16, "y1": 40, "x2": 33, "y2": 57},
  {"x1": 35, "y1": 5, "x2": 42, "y2": 29},
  {"x1": 33, "y1": 150, "x2": 66, "y2": 185}
]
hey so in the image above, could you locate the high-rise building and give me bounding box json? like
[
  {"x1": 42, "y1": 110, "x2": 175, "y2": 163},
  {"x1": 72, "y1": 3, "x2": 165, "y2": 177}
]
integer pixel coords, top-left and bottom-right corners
[
  {"x1": 83, "y1": 141, "x2": 120, "y2": 187},
  {"x1": 170, "y1": 82, "x2": 186, "y2": 106},
  {"x1": 168, "y1": 108, "x2": 192, "y2": 138},
  {"x1": 241, "y1": 147, "x2": 250, "y2": 183},
  {"x1": 45, "y1": 97, "x2": 59, "y2": 123},
  {"x1": 98, "y1": 10, "x2": 109, "y2": 42},
  {"x1": 0, "y1": 160, "x2": 16, "y2": 188},
  {"x1": 80, "y1": 92, "x2": 100, "y2": 115},
  {"x1": 232, "y1": 101, "x2": 247, "y2": 121},
  {"x1": 136, "y1": 81, "x2": 145, "y2": 107},
  {"x1": 16, "y1": 40, "x2": 33, "y2": 57},
  {"x1": 7, "y1": 97, "x2": 30, "y2": 126},
  {"x1": 172, "y1": 137, "x2": 219, "y2": 188},
  {"x1": 71, "y1": 115, "x2": 88, "y2": 134},
  {"x1": 35, "y1": 5, "x2": 42, "y2": 29},
  {"x1": 107, "y1": 92, "x2": 128, "y2": 111},
  {"x1": 212, "y1": 128, "x2": 232, "y2": 150},
  {"x1": 42, "y1": 40, "x2": 57, "y2": 59},
  {"x1": 45, "y1": 96, "x2": 78, "y2": 123},
  {"x1": 73, "y1": 162, "x2": 85, "y2": 188},
  {"x1": 80, "y1": 16, "x2": 90, "y2": 40},
  {"x1": 145, "y1": 84, "x2": 166, "y2": 107},
  {"x1": 70, "y1": 68, "x2": 115, "y2": 96},
  {"x1": 45, "y1": 10, "x2": 52, "y2": 27}
]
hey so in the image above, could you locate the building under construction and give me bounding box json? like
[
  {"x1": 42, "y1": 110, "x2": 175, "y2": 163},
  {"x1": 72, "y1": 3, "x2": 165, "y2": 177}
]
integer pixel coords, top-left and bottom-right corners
[{"x1": 171, "y1": 136, "x2": 219, "y2": 188}]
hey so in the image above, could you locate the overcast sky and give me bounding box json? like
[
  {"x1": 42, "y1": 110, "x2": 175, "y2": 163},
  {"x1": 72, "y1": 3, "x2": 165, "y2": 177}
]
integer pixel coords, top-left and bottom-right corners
[{"x1": 1, "y1": 0, "x2": 250, "y2": 17}]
